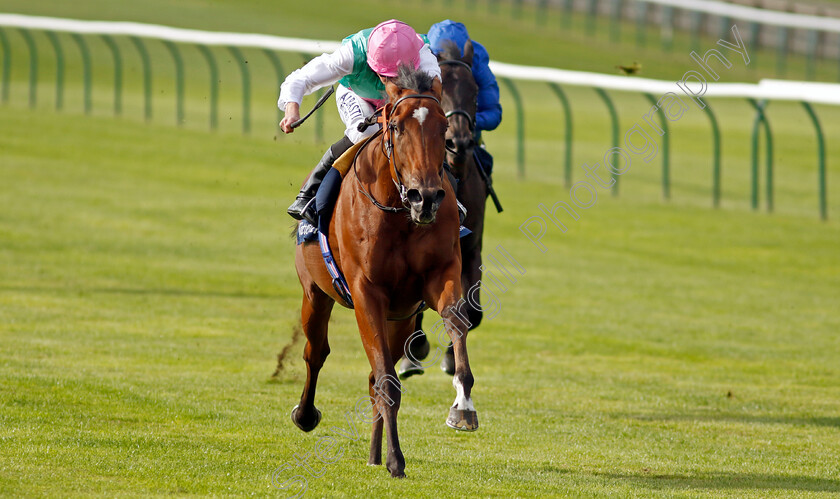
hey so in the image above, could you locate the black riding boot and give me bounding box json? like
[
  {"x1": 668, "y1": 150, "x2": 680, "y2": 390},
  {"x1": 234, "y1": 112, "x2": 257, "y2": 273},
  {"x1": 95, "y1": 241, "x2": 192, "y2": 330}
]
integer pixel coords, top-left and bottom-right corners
[{"x1": 287, "y1": 136, "x2": 353, "y2": 223}]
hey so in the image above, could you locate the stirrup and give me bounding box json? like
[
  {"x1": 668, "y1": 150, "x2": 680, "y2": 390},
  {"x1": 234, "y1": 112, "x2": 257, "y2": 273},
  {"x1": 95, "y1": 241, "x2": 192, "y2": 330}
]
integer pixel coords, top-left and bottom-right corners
[
  {"x1": 456, "y1": 200, "x2": 467, "y2": 224},
  {"x1": 300, "y1": 198, "x2": 318, "y2": 226},
  {"x1": 287, "y1": 195, "x2": 312, "y2": 221}
]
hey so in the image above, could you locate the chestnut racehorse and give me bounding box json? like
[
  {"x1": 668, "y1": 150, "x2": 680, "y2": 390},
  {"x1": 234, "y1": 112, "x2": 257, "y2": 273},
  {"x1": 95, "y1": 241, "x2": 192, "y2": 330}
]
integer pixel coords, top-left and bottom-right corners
[{"x1": 291, "y1": 66, "x2": 478, "y2": 478}]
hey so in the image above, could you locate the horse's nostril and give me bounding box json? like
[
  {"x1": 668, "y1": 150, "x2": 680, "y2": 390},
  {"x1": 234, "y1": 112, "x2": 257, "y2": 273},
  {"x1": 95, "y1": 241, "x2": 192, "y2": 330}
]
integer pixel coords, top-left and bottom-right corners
[
  {"x1": 407, "y1": 189, "x2": 422, "y2": 205},
  {"x1": 445, "y1": 138, "x2": 456, "y2": 151},
  {"x1": 434, "y1": 189, "x2": 446, "y2": 205}
]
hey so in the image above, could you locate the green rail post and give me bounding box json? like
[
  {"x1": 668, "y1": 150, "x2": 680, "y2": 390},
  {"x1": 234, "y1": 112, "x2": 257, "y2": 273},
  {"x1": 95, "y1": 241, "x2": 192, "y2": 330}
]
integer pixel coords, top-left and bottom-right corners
[
  {"x1": 805, "y1": 30, "x2": 818, "y2": 81},
  {"x1": 609, "y1": 0, "x2": 622, "y2": 42},
  {"x1": 661, "y1": 6, "x2": 673, "y2": 52},
  {"x1": 594, "y1": 87, "x2": 620, "y2": 196},
  {"x1": 262, "y1": 49, "x2": 285, "y2": 130},
  {"x1": 700, "y1": 103, "x2": 721, "y2": 208},
  {"x1": 100, "y1": 35, "x2": 122, "y2": 116},
  {"x1": 748, "y1": 99, "x2": 773, "y2": 212},
  {"x1": 0, "y1": 28, "x2": 9, "y2": 104},
  {"x1": 548, "y1": 83, "x2": 573, "y2": 188},
  {"x1": 644, "y1": 93, "x2": 670, "y2": 200},
  {"x1": 198, "y1": 45, "x2": 219, "y2": 130},
  {"x1": 130, "y1": 37, "x2": 152, "y2": 121},
  {"x1": 71, "y1": 34, "x2": 92, "y2": 115},
  {"x1": 513, "y1": 0, "x2": 523, "y2": 20},
  {"x1": 45, "y1": 31, "x2": 64, "y2": 110},
  {"x1": 229, "y1": 46, "x2": 251, "y2": 134},
  {"x1": 537, "y1": 0, "x2": 549, "y2": 26},
  {"x1": 776, "y1": 27, "x2": 788, "y2": 77},
  {"x1": 801, "y1": 102, "x2": 827, "y2": 220},
  {"x1": 690, "y1": 11, "x2": 703, "y2": 53},
  {"x1": 501, "y1": 78, "x2": 525, "y2": 179},
  {"x1": 562, "y1": 0, "x2": 574, "y2": 28},
  {"x1": 586, "y1": 0, "x2": 598, "y2": 36},
  {"x1": 636, "y1": 1, "x2": 647, "y2": 48},
  {"x1": 719, "y1": 16, "x2": 732, "y2": 40},
  {"x1": 19, "y1": 29, "x2": 36, "y2": 109},
  {"x1": 163, "y1": 41, "x2": 185, "y2": 126},
  {"x1": 748, "y1": 23, "x2": 760, "y2": 69}
]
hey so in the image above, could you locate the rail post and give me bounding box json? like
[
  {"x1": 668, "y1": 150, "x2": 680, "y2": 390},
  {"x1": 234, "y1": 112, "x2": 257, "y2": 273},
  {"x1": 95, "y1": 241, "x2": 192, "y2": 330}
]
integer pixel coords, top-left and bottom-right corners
[
  {"x1": 228, "y1": 46, "x2": 251, "y2": 134},
  {"x1": 548, "y1": 83, "x2": 573, "y2": 188},
  {"x1": 101, "y1": 35, "x2": 123, "y2": 116},
  {"x1": 594, "y1": 87, "x2": 620, "y2": 196},
  {"x1": 644, "y1": 93, "x2": 670, "y2": 200},
  {"x1": 130, "y1": 36, "x2": 153, "y2": 121},
  {"x1": 45, "y1": 31, "x2": 63, "y2": 110},
  {"x1": 163, "y1": 41, "x2": 185, "y2": 126},
  {"x1": 71, "y1": 33, "x2": 92, "y2": 115},
  {"x1": 197, "y1": 45, "x2": 219, "y2": 130},
  {"x1": 501, "y1": 78, "x2": 525, "y2": 179},
  {"x1": 19, "y1": 28, "x2": 36, "y2": 108},
  {"x1": 0, "y1": 27, "x2": 9, "y2": 104},
  {"x1": 801, "y1": 102, "x2": 828, "y2": 220}
]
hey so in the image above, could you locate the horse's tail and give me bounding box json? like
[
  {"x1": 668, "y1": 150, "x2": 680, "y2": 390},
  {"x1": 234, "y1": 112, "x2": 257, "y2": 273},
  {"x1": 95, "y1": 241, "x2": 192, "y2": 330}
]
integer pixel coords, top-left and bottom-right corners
[{"x1": 289, "y1": 221, "x2": 299, "y2": 239}]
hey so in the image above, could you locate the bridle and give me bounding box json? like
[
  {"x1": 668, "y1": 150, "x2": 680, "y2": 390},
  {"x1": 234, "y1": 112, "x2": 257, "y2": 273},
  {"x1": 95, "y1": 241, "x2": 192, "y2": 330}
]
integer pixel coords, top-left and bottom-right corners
[
  {"x1": 354, "y1": 93, "x2": 444, "y2": 214},
  {"x1": 439, "y1": 59, "x2": 476, "y2": 135}
]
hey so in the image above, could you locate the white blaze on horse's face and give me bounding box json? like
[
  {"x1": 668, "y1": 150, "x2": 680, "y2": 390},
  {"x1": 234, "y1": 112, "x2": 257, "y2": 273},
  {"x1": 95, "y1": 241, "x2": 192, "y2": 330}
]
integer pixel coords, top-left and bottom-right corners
[
  {"x1": 412, "y1": 107, "x2": 429, "y2": 127},
  {"x1": 452, "y1": 375, "x2": 475, "y2": 411}
]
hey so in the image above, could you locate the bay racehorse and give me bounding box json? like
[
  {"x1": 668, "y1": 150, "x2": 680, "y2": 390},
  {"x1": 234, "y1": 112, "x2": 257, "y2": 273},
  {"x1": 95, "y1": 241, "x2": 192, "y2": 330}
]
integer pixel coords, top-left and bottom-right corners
[
  {"x1": 291, "y1": 65, "x2": 478, "y2": 478},
  {"x1": 401, "y1": 40, "x2": 488, "y2": 377}
]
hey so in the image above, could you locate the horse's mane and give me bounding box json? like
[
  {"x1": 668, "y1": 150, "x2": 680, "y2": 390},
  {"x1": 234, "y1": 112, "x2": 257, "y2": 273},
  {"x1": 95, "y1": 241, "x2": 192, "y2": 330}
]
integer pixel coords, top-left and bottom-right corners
[{"x1": 393, "y1": 64, "x2": 435, "y2": 94}]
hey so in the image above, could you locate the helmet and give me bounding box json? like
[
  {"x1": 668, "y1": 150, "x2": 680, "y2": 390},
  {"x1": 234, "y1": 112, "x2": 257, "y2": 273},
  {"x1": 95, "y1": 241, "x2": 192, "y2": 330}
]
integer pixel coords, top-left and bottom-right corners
[{"x1": 367, "y1": 20, "x2": 424, "y2": 77}]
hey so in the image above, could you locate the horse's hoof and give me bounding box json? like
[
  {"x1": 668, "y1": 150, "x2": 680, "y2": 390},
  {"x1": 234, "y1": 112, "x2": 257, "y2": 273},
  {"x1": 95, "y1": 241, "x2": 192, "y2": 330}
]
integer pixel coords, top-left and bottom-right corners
[
  {"x1": 291, "y1": 404, "x2": 321, "y2": 432},
  {"x1": 439, "y1": 346, "x2": 455, "y2": 376},
  {"x1": 390, "y1": 471, "x2": 406, "y2": 478},
  {"x1": 398, "y1": 356, "x2": 425, "y2": 380},
  {"x1": 446, "y1": 407, "x2": 478, "y2": 431}
]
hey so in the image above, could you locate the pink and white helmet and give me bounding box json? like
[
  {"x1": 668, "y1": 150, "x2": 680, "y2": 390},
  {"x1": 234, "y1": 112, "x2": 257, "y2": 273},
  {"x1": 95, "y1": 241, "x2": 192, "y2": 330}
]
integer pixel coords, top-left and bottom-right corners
[{"x1": 367, "y1": 20, "x2": 424, "y2": 77}]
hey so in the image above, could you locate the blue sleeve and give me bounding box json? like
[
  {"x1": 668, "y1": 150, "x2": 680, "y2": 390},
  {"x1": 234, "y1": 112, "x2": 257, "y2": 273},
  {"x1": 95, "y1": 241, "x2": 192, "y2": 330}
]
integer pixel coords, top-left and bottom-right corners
[{"x1": 472, "y1": 43, "x2": 502, "y2": 133}]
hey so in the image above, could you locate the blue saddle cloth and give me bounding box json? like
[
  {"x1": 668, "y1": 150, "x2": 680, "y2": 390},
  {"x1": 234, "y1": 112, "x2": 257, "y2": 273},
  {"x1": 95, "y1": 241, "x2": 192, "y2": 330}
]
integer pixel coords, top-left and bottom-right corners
[{"x1": 296, "y1": 220, "x2": 472, "y2": 245}]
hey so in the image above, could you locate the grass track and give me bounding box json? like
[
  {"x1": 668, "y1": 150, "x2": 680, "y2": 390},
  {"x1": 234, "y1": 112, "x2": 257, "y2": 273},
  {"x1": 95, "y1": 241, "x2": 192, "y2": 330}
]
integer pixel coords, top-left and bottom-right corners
[
  {"x1": 2, "y1": 1, "x2": 840, "y2": 497},
  {"x1": 2, "y1": 103, "x2": 840, "y2": 497}
]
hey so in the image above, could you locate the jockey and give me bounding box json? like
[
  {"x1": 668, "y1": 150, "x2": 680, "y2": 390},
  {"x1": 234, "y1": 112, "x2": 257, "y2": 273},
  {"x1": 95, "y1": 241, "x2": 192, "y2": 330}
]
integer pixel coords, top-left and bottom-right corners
[
  {"x1": 279, "y1": 20, "x2": 441, "y2": 227},
  {"x1": 427, "y1": 20, "x2": 502, "y2": 175}
]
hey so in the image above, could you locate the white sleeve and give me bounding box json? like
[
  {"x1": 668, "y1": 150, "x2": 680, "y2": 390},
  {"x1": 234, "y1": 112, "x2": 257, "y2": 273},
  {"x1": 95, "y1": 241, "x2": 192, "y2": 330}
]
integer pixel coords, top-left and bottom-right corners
[
  {"x1": 417, "y1": 44, "x2": 441, "y2": 81},
  {"x1": 278, "y1": 43, "x2": 355, "y2": 110}
]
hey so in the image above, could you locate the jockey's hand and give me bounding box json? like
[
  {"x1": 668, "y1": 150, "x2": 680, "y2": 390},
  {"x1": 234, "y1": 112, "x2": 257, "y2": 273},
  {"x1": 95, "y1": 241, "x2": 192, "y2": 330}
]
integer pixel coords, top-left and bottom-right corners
[{"x1": 280, "y1": 102, "x2": 301, "y2": 133}]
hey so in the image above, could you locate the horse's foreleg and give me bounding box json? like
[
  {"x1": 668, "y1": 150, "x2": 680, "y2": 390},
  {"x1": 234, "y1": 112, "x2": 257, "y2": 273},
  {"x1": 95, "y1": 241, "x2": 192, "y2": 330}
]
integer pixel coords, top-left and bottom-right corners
[
  {"x1": 291, "y1": 287, "x2": 334, "y2": 432},
  {"x1": 426, "y1": 270, "x2": 478, "y2": 432},
  {"x1": 367, "y1": 370, "x2": 383, "y2": 466},
  {"x1": 353, "y1": 289, "x2": 406, "y2": 478}
]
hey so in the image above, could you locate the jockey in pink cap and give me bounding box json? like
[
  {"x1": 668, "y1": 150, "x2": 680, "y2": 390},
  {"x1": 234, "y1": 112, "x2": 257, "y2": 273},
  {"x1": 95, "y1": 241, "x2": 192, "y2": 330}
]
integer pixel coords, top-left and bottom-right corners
[{"x1": 279, "y1": 20, "x2": 441, "y2": 225}]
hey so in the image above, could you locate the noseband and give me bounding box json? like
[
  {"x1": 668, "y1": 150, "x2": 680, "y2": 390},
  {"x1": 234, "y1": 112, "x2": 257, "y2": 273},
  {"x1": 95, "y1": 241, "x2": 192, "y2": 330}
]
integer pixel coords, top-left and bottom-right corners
[{"x1": 355, "y1": 93, "x2": 443, "y2": 214}]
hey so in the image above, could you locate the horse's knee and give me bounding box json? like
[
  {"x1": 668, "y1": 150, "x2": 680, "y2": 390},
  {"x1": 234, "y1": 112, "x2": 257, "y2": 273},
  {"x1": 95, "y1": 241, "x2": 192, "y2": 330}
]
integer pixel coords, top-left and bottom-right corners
[{"x1": 303, "y1": 341, "x2": 330, "y2": 368}]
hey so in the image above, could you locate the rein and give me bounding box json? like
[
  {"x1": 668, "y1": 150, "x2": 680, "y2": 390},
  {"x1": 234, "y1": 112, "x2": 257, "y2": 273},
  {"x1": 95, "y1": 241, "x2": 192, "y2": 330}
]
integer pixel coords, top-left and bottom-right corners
[{"x1": 354, "y1": 93, "x2": 442, "y2": 214}]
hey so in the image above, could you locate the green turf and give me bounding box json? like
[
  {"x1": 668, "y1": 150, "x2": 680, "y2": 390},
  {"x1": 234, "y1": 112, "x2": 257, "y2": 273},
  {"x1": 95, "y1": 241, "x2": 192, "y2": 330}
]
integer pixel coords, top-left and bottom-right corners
[
  {"x1": 2, "y1": 1, "x2": 840, "y2": 497},
  {"x1": 2, "y1": 93, "x2": 840, "y2": 498}
]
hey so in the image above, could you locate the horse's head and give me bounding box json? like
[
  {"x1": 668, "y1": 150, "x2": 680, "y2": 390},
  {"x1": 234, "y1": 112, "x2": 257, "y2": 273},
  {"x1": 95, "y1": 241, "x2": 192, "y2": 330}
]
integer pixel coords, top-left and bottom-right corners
[
  {"x1": 437, "y1": 40, "x2": 478, "y2": 169},
  {"x1": 383, "y1": 67, "x2": 448, "y2": 225}
]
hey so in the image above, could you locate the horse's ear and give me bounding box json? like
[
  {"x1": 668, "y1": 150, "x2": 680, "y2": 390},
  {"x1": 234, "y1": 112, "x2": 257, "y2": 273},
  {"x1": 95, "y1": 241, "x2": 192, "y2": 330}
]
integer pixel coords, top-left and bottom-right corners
[
  {"x1": 385, "y1": 78, "x2": 401, "y2": 103},
  {"x1": 462, "y1": 40, "x2": 474, "y2": 65},
  {"x1": 431, "y1": 77, "x2": 442, "y2": 100}
]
